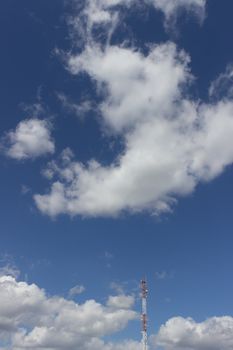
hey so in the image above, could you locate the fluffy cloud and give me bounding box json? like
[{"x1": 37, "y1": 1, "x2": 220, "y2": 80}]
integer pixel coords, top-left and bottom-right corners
[
  {"x1": 1, "y1": 276, "x2": 233, "y2": 350},
  {"x1": 0, "y1": 276, "x2": 137, "y2": 350},
  {"x1": 3, "y1": 119, "x2": 55, "y2": 160},
  {"x1": 153, "y1": 316, "x2": 233, "y2": 350},
  {"x1": 37, "y1": 1, "x2": 208, "y2": 217},
  {"x1": 68, "y1": 43, "x2": 190, "y2": 132},
  {"x1": 35, "y1": 41, "x2": 233, "y2": 217}
]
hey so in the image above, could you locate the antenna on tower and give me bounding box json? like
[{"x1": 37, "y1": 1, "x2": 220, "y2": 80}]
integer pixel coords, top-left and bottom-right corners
[{"x1": 141, "y1": 278, "x2": 148, "y2": 350}]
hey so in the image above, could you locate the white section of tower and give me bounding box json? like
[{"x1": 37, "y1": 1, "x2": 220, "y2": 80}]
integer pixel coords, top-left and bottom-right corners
[{"x1": 141, "y1": 279, "x2": 148, "y2": 350}]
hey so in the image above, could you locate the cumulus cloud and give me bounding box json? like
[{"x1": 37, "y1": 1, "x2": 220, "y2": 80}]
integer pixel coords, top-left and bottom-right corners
[
  {"x1": 0, "y1": 275, "x2": 138, "y2": 350},
  {"x1": 1, "y1": 276, "x2": 233, "y2": 350},
  {"x1": 3, "y1": 118, "x2": 55, "y2": 160},
  {"x1": 153, "y1": 316, "x2": 233, "y2": 350},
  {"x1": 68, "y1": 43, "x2": 190, "y2": 132},
  {"x1": 35, "y1": 0, "x2": 207, "y2": 218},
  {"x1": 34, "y1": 41, "x2": 233, "y2": 217}
]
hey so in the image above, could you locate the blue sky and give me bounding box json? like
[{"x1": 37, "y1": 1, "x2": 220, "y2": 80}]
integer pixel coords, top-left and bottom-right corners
[{"x1": 1, "y1": 1, "x2": 233, "y2": 349}]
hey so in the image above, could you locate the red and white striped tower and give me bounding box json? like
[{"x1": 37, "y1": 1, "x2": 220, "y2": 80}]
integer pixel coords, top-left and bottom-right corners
[{"x1": 141, "y1": 278, "x2": 148, "y2": 350}]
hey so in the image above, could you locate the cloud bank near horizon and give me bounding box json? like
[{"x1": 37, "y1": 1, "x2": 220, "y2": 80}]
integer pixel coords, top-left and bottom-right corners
[
  {"x1": 0, "y1": 275, "x2": 138, "y2": 350},
  {"x1": 0, "y1": 275, "x2": 232, "y2": 350}
]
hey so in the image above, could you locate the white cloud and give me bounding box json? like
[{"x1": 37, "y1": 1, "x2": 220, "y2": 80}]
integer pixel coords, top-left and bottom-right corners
[
  {"x1": 57, "y1": 93, "x2": 93, "y2": 119},
  {"x1": 68, "y1": 0, "x2": 124, "y2": 49},
  {"x1": 103, "y1": 340, "x2": 141, "y2": 350},
  {"x1": 0, "y1": 276, "x2": 138, "y2": 350},
  {"x1": 3, "y1": 118, "x2": 55, "y2": 160},
  {"x1": 209, "y1": 64, "x2": 233, "y2": 99},
  {"x1": 35, "y1": 42, "x2": 233, "y2": 218},
  {"x1": 21, "y1": 184, "x2": 31, "y2": 195},
  {"x1": 0, "y1": 254, "x2": 20, "y2": 279},
  {"x1": 0, "y1": 264, "x2": 20, "y2": 279},
  {"x1": 86, "y1": 0, "x2": 207, "y2": 28},
  {"x1": 69, "y1": 0, "x2": 206, "y2": 48},
  {"x1": 107, "y1": 295, "x2": 135, "y2": 309},
  {"x1": 68, "y1": 43, "x2": 190, "y2": 132},
  {"x1": 155, "y1": 271, "x2": 171, "y2": 280},
  {"x1": 1, "y1": 277, "x2": 233, "y2": 350},
  {"x1": 83, "y1": 0, "x2": 132, "y2": 27},
  {"x1": 110, "y1": 282, "x2": 125, "y2": 294},
  {"x1": 151, "y1": 0, "x2": 206, "y2": 26},
  {"x1": 153, "y1": 316, "x2": 233, "y2": 350},
  {"x1": 68, "y1": 284, "x2": 86, "y2": 297},
  {"x1": 104, "y1": 251, "x2": 114, "y2": 259}
]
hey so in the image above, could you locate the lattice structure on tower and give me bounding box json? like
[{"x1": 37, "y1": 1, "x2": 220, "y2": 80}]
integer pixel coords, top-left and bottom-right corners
[{"x1": 141, "y1": 279, "x2": 148, "y2": 350}]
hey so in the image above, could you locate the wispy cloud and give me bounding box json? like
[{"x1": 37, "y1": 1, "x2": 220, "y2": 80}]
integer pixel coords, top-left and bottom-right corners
[
  {"x1": 57, "y1": 93, "x2": 94, "y2": 119},
  {"x1": 209, "y1": 64, "x2": 233, "y2": 100},
  {"x1": 110, "y1": 281, "x2": 125, "y2": 294},
  {"x1": 21, "y1": 185, "x2": 31, "y2": 195},
  {"x1": 110, "y1": 279, "x2": 139, "y2": 296},
  {"x1": 68, "y1": 284, "x2": 86, "y2": 297},
  {"x1": 155, "y1": 270, "x2": 174, "y2": 280},
  {"x1": 152, "y1": 0, "x2": 206, "y2": 30},
  {"x1": 0, "y1": 254, "x2": 20, "y2": 279},
  {"x1": 68, "y1": 0, "x2": 206, "y2": 47},
  {"x1": 107, "y1": 294, "x2": 135, "y2": 309}
]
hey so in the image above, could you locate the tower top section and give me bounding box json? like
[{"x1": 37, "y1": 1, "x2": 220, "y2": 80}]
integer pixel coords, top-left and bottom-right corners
[{"x1": 141, "y1": 279, "x2": 148, "y2": 298}]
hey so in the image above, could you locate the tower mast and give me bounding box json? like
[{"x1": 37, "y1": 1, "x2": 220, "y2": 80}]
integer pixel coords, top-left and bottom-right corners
[{"x1": 141, "y1": 278, "x2": 148, "y2": 350}]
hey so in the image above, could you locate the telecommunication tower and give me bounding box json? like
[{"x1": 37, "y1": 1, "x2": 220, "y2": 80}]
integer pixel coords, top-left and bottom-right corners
[{"x1": 141, "y1": 278, "x2": 148, "y2": 350}]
